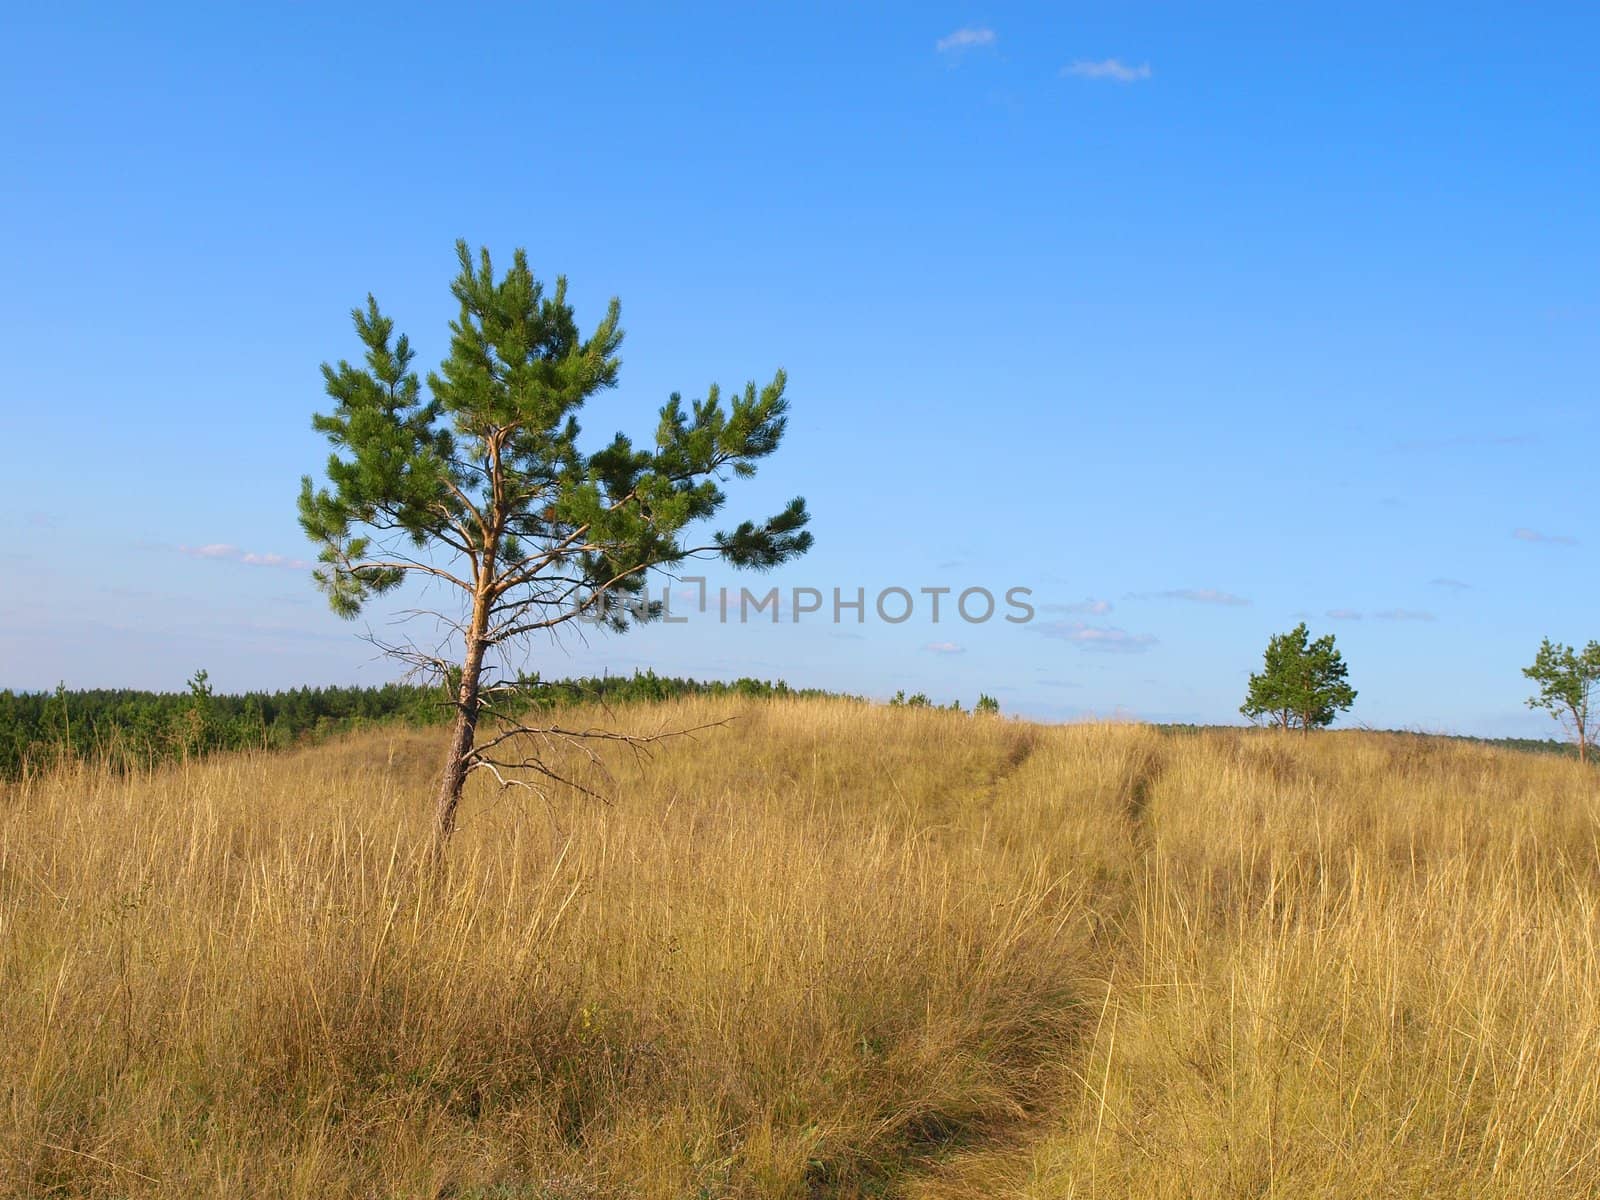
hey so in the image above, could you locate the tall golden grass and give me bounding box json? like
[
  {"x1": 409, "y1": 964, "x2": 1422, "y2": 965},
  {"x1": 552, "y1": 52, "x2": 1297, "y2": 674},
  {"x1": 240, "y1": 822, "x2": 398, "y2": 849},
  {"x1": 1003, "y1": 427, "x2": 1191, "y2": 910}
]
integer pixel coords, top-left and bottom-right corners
[{"x1": 2, "y1": 698, "x2": 1596, "y2": 1197}]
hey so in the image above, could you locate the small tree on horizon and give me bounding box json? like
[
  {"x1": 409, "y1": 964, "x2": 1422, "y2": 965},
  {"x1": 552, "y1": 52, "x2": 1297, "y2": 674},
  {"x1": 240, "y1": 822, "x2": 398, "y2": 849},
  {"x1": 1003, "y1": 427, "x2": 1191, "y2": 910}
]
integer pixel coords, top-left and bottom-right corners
[
  {"x1": 299, "y1": 242, "x2": 812, "y2": 858},
  {"x1": 177, "y1": 667, "x2": 216, "y2": 756},
  {"x1": 1240, "y1": 622, "x2": 1356, "y2": 733},
  {"x1": 1523, "y1": 638, "x2": 1600, "y2": 764}
]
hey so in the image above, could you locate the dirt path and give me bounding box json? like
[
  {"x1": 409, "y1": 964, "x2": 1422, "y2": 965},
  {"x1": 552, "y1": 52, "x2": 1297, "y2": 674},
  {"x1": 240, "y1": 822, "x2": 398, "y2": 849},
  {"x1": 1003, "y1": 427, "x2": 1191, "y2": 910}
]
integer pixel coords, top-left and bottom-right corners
[{"x1": 888, "y1": 740, "x2": 1168, "y2": 1199}]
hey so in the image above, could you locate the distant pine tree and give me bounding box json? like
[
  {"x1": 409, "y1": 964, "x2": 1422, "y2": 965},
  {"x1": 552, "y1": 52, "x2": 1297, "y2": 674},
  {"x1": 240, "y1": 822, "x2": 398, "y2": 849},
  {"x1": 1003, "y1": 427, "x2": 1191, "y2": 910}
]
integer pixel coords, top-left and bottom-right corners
[
  {"x1": 1241, "y1": 623, "x2": 1356, "y2": 733},
  {"x1": 1523, "y1": 638, "x2": 1600, "y2": 764}
]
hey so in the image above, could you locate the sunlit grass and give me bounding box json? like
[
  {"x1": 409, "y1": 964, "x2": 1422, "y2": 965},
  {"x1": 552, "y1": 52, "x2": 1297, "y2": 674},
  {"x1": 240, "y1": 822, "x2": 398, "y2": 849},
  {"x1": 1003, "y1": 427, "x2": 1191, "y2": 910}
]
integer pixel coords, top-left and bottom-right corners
[{"x1": 3, "y1": 701, "x2": 1596, "y2": 1197}]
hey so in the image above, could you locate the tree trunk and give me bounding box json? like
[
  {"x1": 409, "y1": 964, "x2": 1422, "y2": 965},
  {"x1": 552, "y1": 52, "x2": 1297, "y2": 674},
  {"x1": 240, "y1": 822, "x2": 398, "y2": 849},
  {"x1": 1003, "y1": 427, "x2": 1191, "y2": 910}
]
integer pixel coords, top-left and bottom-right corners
[{"x1": 429, "y1": 593, "x2": 491, "y2": 861}]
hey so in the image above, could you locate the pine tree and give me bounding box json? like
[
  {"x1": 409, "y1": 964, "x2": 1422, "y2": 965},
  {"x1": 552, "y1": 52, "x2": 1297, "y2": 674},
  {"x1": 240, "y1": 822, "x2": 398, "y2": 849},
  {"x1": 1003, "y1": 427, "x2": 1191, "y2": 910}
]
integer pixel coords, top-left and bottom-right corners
[
  {"x1": 1240, "y1": 623, "x2": 1356, "y2": 733},
  {"x1": 1523, "y1": 637, "x2": 1600, "y2": 764},
  {"x1": 300, "y1": 242, "x2": 812, "y2": 856}
]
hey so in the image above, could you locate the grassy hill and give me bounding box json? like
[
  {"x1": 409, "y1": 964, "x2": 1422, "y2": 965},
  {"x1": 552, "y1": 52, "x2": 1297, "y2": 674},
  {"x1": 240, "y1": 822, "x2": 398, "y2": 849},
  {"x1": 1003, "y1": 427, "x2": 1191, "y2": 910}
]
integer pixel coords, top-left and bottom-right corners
[{"x1": 3, "y1": 697, "x2": 1598, "y2": 1197}]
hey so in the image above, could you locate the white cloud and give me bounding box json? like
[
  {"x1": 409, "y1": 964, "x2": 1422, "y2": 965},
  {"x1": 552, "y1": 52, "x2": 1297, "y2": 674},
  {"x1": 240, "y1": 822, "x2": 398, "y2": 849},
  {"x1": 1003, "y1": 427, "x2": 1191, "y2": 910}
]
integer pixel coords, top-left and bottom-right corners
[
  {"x1": 179, "y1": 543, "x2": 311, "y2": 570},
  {"x1": 1430, "y1": 578, "x2": 1471, "y2": 591},
  {"x1": 936, "y1": 27, "x2": 996, "y2": 54},
  {"x1": 924, "y1": 640, "x2": 966, "y2": 655},
  {"x1": 1167, "y1": 588, "x2": 1248, "y2": 606},
  {"x1": 1029, "y1": 620, "x2": 1156, "y2": 653},
  {"x1": 1062, "y1": 58, "x2": 1151, "y2": 83},
  {"x1": 1326, "y1": 609, "x2": 1363, "y2": 620},
  {"x1": 1145, "y1": 588, "x2": 1249, "y2": 607},
  {"x1": 1513, "y1": 527, "x2": 1578, "y2": 546},
  {"x1": 1044, "y1": 598, "x2": 1113, "y2": 615}
]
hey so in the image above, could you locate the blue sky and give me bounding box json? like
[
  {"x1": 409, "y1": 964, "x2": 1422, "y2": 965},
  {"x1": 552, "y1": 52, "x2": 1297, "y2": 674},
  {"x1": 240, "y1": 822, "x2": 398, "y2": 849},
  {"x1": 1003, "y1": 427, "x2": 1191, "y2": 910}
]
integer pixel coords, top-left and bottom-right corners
[{"x1": 2, "y1": 2, "x2": 1595, "y2": 735}]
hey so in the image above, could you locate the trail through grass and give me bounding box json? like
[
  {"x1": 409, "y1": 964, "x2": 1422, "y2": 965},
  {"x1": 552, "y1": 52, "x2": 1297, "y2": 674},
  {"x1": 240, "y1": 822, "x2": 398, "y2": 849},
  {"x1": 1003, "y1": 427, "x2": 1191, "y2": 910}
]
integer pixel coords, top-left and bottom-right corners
[{"x1": 3, "y1": 700, "x2": 1598, "y2": 1197}]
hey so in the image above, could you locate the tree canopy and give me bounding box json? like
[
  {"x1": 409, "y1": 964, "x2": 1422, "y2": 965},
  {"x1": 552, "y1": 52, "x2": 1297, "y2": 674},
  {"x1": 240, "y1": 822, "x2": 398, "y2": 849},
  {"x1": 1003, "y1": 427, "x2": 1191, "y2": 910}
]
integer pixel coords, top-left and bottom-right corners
[{"x1": 1241, "y1": 622, "x2": 1356, "y2": 732}]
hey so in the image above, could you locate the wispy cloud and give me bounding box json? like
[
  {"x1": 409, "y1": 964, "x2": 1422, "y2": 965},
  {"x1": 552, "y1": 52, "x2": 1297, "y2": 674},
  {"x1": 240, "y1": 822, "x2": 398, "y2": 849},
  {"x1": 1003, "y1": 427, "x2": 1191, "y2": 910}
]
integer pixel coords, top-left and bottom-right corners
[
  {"x1": 936, "y1": 27, "x2": 996, "y2": 54},
  {"x1": 1043, "y1": 598, "x2": 1113, "y2": 615},
  {"x1": 1062, "y1": 58, "x2": 1151, "y2": 83},
  {"x1": 179, "y1": 543, "x2": 312, "y2": 570},
  {"x1": 924, "y1": 640, "x2": 966, "y2": 655},
  {"x1": 1394, "y1": 434, "x2": 1531, "y2": 453},
  {"x1": 1513, "y1": 527, "x2": 1578, "y2": 546},
  {"x1": 1140, "y1": 588, "x2": 1250, "y2": 607},
  {"x1": 1375, "y1": 609, "x2": 1436, "y2": 622},
  {"x1": 1028, "y1": 620, "x2": 1157, "y2": 653},
  {"x1": 181, "y1": 543, "x2": 238, "y2": 560},
  {"x1": 1326, "y1": 608, "x2": 1363, "y2": 620},
  {"x1": 1430, "y1": 577, "x2": 1471, "y2": 591}
]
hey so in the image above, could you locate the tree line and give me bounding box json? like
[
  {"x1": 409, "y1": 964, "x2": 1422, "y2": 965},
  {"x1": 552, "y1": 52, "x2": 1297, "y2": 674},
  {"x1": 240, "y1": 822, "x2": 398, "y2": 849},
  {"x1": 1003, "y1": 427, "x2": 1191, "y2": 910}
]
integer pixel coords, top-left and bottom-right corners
[{"x1": 0, "y1": 670, "x2": 839, "y2": 780}]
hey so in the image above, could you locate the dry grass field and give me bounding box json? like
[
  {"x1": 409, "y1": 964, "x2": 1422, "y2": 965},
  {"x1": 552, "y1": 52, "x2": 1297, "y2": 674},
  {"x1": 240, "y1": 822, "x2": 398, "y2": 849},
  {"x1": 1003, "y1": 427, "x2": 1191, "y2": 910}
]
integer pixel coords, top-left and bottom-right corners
[{"x1": 3, "y1": 697, "x2": 1598, "y2": 1197}]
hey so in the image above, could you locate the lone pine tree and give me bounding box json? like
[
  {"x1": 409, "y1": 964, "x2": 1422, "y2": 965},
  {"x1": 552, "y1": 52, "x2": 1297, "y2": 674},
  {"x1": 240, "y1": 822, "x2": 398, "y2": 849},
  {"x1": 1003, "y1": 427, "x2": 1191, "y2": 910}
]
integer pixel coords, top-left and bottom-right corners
[
  {"x1": 1523, "y1": 637, "x2": 1600, "y2": 764},
  {"x1": 1240, "y1": 622, "x2": 1356, "y2": 733},
  {"x1": 299, "y1": 242, "x2": 812, "y2": 856}
]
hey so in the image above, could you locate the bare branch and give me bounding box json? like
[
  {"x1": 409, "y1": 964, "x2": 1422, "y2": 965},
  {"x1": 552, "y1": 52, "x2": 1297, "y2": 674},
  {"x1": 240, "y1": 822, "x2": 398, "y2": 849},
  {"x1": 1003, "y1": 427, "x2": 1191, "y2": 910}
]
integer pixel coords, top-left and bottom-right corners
[
  {"x1": 330, "y1": 537, "x2": 476, "y2": 594},
  {"x1": 466, "y1": 753, "x2": 611, "y2": 807},
  {"x1": 487, "y1": 560, "x2": 655, "y2": 644},
  {"x1": 463, "y1": 713, "x2": 734, "y2": 807}
]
